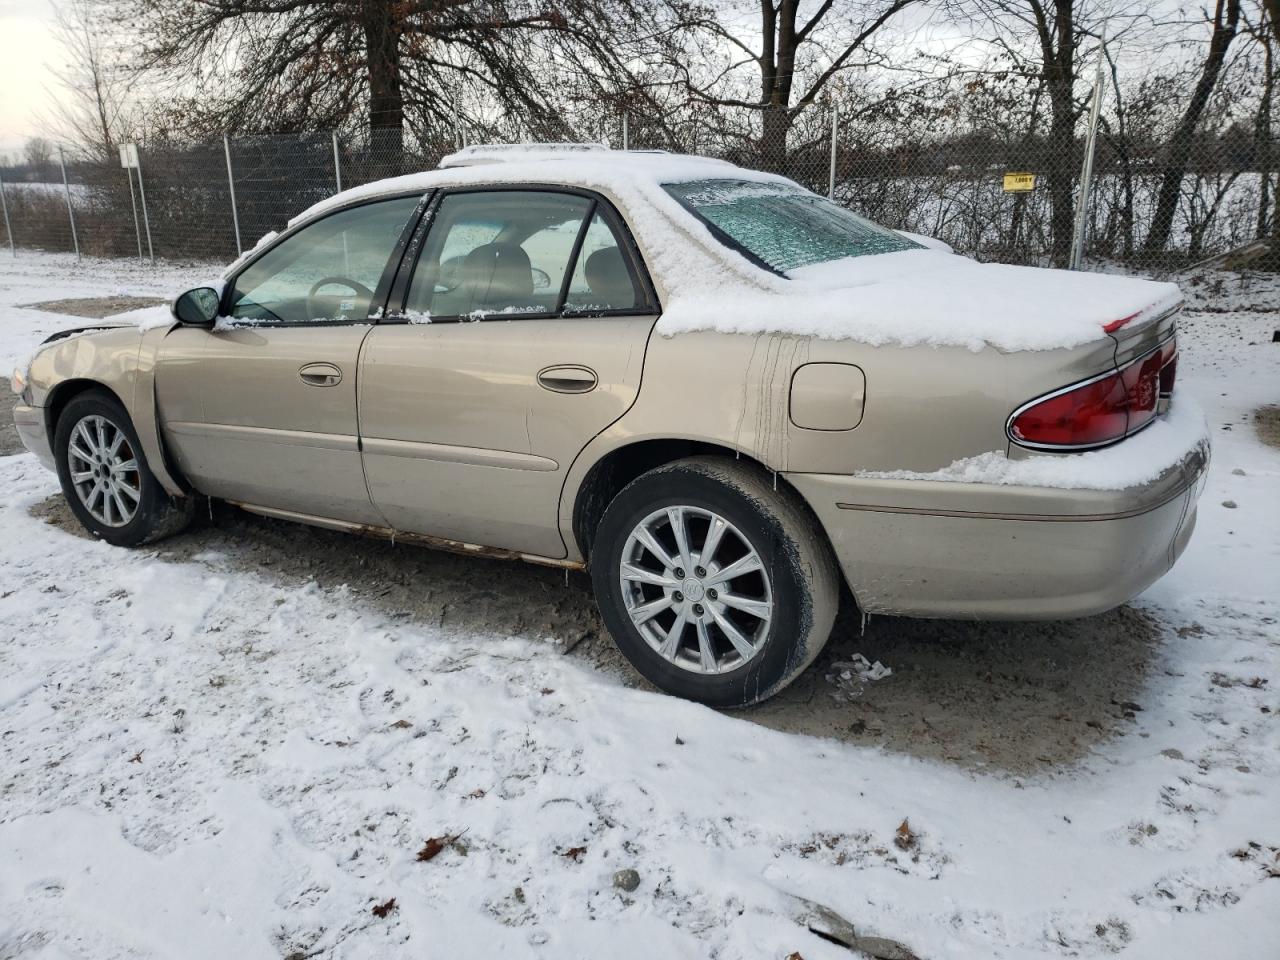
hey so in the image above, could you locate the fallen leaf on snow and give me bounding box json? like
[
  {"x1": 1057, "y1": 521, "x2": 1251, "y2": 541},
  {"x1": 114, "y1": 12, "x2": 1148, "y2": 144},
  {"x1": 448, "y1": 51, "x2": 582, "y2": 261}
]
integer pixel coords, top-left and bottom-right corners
[
  {"x1": 417, "y1": 832, "x2": 464, "y2": 862},
  {"x1": 371, "y1": 897, "x2": 397, "y2": 918},
  {"x1": 894, "y1": 818, "x2": 917, "y2": 852},
  {"x1": 561, "y1": 845, "x2": 587, "y2": 862}
]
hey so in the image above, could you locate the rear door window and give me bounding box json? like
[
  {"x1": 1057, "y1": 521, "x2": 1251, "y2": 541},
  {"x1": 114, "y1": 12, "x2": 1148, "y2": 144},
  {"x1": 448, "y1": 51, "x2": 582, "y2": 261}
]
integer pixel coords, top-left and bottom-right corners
[
  {"x1": 563, "y1": 212, "x2": 641, "y2": 313},
  {"x1": 406, "y1": 191, "x2": 592, "y2": 320}
]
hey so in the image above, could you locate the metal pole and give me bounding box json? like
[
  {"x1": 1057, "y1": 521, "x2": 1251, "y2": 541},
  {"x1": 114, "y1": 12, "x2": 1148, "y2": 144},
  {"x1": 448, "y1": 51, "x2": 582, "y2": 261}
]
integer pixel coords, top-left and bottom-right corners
[
  {"x1": 622, "y1": 112, "x2": 629, "y2": 151},
  {"x1": 125, "y1": 164, "x2": 143, "y2": 261},
  {"x1": 332, "y1": 130, "x2": 343, "y2": 193},
  {"x1": 0, "y1": 168, "x2": 14, "y2": 257},
  {"x1": 1070, "y1": 33, "x2": 1107, "y2": 271},
  {"x1": 828, "y1": 105, "x2": 839, "y2": 200},
  {"x1": 58, "y1": 146, "x2": 80, "y2": 261},
  {"x1": 134, "y1": 145, "x2": 155, "y2": 264},
  {"x1": 223, "y1": 133, "x2": 242, "y2": 255}
]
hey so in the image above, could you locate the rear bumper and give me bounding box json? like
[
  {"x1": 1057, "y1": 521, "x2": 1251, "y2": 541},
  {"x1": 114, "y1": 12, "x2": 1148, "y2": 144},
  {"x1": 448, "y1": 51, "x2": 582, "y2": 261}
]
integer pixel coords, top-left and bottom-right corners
[
  {"x1": 786, "y1": 444, "x2": 1206, "y2": 620},
  {"x1": 13, "y1": 403, "x2": 56, "y2": 471}
]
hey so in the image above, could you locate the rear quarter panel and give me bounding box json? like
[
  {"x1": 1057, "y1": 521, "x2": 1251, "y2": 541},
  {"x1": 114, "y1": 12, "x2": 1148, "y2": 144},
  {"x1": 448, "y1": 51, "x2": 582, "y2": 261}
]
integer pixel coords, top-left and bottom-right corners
[{"x1": 558, "y1": 328, "x2": 1122, "y2": 557}]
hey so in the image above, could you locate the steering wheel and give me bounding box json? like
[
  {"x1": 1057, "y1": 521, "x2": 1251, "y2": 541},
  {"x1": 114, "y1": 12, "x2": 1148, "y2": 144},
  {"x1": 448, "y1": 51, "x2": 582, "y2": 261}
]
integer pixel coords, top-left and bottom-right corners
[{"x1": 307, "y1": 277, "x2": 374, "y2": 319}]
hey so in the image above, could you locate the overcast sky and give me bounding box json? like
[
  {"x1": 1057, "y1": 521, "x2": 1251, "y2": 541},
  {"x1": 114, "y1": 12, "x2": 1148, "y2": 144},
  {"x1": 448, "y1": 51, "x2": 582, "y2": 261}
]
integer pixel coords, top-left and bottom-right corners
[{"x1": 0, "y1": 0, "x2": 61, "y2": 157}]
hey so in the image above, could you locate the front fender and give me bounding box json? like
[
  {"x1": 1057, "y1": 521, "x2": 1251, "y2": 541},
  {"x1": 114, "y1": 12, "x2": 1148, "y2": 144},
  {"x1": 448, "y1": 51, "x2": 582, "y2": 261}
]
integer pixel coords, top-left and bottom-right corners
[{"x1": 27, "y1": 325, "x2": 186, "y2": 498}]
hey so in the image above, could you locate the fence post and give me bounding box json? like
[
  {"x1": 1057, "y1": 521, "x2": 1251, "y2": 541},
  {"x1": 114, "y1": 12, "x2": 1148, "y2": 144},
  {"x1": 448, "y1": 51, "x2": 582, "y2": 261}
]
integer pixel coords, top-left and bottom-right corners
[
  {"x1": 828, "y1": 105, "x2": 839, "y2": 200},
  {"x1": 1070, "y1": 34, "x2": 1106, "y2": 271},
  {"x1": 124, "y1": 162, "x2": 143, "y2": 261},
  {"x1": 58, "y1": 147, "x2": 81, "y2": 261},
  {"x1": 0, "y1": 168, "x2": 14, "y2": 257},
  {"x1": 622, "y1": 113, "x2": 629, "y2": 151},
  {"x1": 134, "y1": 144, "x2": 155, "y2": 264},
  {"x1": 332, "y1": 131, "x2": 343, "y2": 193},
  {"x1": 222, "y1": 133, "x2": 243, "y2": 256}
]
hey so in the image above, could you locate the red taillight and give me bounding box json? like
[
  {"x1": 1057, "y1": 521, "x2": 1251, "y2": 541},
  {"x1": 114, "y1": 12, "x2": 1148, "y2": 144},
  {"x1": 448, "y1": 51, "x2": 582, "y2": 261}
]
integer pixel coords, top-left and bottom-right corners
[{"x1": 1009, "y1": 338, "x2": 1177, "y2": 450}]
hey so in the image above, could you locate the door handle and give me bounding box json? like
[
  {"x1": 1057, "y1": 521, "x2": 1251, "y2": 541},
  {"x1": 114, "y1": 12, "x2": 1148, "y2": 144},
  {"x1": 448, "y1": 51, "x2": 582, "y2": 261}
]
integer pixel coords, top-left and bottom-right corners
[
  {"x1": 537, "y1": 365, "x2": 598, "y2": 394},
  {"x1": 299, "y1": 362, "x2": 343, "y2": 387}
]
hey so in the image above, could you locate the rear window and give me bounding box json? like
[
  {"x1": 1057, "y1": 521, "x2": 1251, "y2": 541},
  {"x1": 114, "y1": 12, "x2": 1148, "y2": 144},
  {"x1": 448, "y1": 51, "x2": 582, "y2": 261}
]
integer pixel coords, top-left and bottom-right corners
[{"x1": 663, "y1": 179, "x2": 919, "y2": 274}]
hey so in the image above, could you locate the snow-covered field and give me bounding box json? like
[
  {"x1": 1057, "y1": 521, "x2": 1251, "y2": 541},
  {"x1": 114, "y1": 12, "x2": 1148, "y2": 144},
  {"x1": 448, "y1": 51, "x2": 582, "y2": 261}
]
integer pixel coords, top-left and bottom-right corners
[{"x1": 0, "y1": 252, "x2": 1277, "y2": 959}]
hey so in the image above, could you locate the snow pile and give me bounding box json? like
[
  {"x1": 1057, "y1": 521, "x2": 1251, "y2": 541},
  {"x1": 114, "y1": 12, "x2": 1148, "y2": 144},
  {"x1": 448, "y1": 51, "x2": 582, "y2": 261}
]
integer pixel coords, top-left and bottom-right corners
[
  {"x1": 825, "y1": 654, "x2": 893, "y2": 701},
  {"x1": 285, "y1": 148, "x2": 1181, "y2": 353},
  {"x1": 106, "y1": 303, "x2": 176, "y2": 331},
  {"x1": 859, "y1": 396, "x2": 1210, "y2": 491}
]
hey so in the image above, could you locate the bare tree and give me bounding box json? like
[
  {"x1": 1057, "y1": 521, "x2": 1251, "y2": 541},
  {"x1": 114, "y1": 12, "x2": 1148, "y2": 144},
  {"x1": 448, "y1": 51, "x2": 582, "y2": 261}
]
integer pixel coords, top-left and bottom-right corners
[
  {"x1": 46, "y1": 0, "x2": 136, "y2": 159},
  {"x1": 24, "y1": 137, "x2": 54, "y2": 174},
  {"x1": 658, "y1": 0, "x2": 925, "y2": 173},
  {"x1": 120, "y1": 0, "x2": 658, "y2": 151},
  {"x1": 1142, "y1": 0, "x2": 1242, "y2": 252}
]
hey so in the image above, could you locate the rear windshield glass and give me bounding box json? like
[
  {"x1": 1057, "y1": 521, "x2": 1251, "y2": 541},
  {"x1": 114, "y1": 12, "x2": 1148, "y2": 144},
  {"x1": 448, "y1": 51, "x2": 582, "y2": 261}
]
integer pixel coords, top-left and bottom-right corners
[{"x1": 663, "y1": 179, "x2": 920, "y2": 274}]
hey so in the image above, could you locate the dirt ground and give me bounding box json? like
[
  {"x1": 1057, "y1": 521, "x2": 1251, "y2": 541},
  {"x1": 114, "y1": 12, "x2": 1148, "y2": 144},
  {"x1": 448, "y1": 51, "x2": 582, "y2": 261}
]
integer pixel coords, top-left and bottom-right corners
[
  {"x1": 0, "y1": 393, "x2": 17, "y2": 456},
  {"x1": 27, "y1": 488, "x2": 1162, "y2": 777},
  {"x1": 1256, "y1": 405, "x2": 1280, "y2": 450},
  {"x1": 18, "y1": 295, "x2": 166, "y2": 319}
]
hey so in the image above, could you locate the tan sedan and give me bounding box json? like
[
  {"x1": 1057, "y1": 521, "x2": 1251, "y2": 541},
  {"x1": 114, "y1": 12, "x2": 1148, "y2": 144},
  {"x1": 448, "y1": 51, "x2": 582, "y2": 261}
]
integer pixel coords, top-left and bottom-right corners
[{"x1": 11, "y1": 146, "x2": 1207, "y2": 706}]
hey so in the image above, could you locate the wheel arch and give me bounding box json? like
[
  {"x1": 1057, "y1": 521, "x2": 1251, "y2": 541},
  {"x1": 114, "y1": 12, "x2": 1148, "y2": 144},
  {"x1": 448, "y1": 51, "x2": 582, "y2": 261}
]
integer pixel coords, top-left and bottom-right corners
[
  {"x1": 569, "y1": 437, "x2": 828, "y2": 567},
  {"x1": 44, "y1": 378, "x2": 128, "y2": 441},
  {"x1": 44, "y1": 375, "x2": 188, "y2": 499}
]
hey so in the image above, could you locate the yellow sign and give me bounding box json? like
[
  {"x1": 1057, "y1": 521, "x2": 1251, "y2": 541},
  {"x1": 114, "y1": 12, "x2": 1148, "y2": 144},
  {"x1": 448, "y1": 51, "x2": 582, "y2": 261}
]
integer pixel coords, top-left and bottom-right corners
[{"x1": 1003, "y1": 172, "x2": 1036, "y2": 192}]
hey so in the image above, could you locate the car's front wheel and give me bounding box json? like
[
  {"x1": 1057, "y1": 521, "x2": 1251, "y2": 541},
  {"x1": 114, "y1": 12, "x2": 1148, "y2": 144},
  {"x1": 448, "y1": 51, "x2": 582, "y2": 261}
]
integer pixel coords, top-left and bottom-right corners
[
  {"x1": 54, "y1": 389, "x2": 194, "y2": 547},
  {"x1": 591, "y1": 456, "x2": 839, "y2": 707}
]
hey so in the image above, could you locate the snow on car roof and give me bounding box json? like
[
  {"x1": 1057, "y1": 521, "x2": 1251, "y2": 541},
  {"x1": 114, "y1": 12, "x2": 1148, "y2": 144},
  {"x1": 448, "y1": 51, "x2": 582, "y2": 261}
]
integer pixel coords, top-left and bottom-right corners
[{"x1": 274, "y1": 147, "x2": 1180, "y2": 354}]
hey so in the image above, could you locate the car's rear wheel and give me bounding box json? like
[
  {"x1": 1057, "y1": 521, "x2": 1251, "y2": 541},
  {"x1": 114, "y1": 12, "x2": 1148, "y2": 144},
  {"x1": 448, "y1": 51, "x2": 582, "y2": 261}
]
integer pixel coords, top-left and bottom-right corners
[
  {"x1": 54, "y1": 390, "x2": 194, "y2": 547},
  {"x1": 591, "y1": 456, "x2": 839, "y2": 707}
]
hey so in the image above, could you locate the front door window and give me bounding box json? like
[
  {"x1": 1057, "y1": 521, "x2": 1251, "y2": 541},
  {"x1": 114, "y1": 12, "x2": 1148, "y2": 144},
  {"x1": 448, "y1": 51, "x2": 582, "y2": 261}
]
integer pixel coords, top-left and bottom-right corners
[{"x1": 228, "y1": 195, "x2": 421, "y2": 324}]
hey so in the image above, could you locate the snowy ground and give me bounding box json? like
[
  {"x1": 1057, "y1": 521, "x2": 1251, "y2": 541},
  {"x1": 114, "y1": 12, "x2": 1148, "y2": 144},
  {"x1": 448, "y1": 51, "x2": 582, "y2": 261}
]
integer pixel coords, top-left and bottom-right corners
[{"x1": 0, "y1": 252, "x2": 1278, "y2": 959}]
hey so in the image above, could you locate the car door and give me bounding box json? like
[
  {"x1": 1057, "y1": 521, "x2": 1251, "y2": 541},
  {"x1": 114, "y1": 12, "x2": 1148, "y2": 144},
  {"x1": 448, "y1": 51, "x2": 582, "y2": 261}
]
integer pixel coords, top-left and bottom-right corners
[
  {"x1": 155, "y1": 193, "x2": 424, "y2": 524},
  {"x1": 358, "y1": 187, "x2": 660, "y2": 558}
]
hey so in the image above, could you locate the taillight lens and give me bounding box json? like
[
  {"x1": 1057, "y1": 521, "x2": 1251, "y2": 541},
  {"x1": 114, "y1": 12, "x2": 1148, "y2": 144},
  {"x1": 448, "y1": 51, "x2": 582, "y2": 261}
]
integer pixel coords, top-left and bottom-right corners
[{"x1": 1009, "y1": 338, "x2": 1177, "y2": 449}]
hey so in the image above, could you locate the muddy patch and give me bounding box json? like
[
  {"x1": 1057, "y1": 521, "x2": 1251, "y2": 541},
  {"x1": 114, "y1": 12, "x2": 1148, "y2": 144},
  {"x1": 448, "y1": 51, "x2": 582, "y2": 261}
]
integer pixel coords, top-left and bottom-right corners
[
  {"x1": 32, "y1": 492, "x2": 1160, "y2": 775},
  {"x1": 18, "y1": 295, "x2": 166, "y2": 319},
  {"x1": 0, "y1": 393, "x2": 19, "y2": 456},
  {"x1": 1255, "y1": 405, "x2": 1280, "y2": 450},
  {"x1": 751, "y1": 605, "x2": 1160, "y2": 775}
]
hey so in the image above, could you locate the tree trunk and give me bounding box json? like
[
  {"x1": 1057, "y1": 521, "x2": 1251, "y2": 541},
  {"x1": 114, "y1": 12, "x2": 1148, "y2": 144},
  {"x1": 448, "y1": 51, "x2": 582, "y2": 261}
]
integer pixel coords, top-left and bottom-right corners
[
  {"x1": 1046, "y1": 98, "x2": 1076, "y2": 267},
  {"x1": 1039, "y1": 0, "x2": 1077, "y2": 268},
  {"x1": 363, "y1": 2, "x2": 404, "y2": 163},
  {"x1": 1143, "y1": 0, "x2": 1240, "y2": 253},
  {"x1": 757, "y1": 1, "x2": 795, "y2": 174},
  {"x1": 761, "y1": 106, "x2": 791, "y2": 174}
]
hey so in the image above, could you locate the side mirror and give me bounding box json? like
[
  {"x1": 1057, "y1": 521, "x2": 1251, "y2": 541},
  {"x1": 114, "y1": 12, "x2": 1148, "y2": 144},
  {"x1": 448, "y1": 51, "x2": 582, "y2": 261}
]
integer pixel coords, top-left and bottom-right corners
[{"x1": 172, "y1": 287, "x2": 220, "y2": 326}]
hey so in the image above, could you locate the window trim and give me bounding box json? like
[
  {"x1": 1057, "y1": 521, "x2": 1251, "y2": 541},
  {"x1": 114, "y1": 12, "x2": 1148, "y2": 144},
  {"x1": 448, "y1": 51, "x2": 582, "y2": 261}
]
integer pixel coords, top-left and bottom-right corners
[
  {"x1": 218, "y1": 191, "x2": 432, "y2": 329},
  {"x1": 383, "y1": 183, "x2": 660, "y2": 325}
]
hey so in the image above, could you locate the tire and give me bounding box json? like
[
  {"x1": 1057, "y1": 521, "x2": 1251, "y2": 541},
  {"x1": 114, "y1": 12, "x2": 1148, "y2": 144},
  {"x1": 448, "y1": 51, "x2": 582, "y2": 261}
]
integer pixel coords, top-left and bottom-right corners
[
  {"x1": 54, "y1": 389, "x2": 194, "y2": 547},
  {"x1": 590, "y1": 456, "x2": 839, "y2": 708}
]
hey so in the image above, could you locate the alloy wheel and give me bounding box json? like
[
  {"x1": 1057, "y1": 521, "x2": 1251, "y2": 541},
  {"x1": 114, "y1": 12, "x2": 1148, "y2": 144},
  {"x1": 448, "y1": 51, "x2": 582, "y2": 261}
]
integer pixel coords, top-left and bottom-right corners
[
  {"x1": 66, "y1": 414, "x2": 141, "y2": 528},
  {"x1": 618, "y1": 505, "x2": 773, "y2": 674}
]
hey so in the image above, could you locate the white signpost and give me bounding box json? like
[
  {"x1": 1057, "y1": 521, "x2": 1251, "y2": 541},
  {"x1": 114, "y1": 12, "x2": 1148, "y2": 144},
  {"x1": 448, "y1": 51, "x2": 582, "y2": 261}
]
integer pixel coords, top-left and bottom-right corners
[{"x1": 120, "y1": 142, "x2": 153, "y2": 263}]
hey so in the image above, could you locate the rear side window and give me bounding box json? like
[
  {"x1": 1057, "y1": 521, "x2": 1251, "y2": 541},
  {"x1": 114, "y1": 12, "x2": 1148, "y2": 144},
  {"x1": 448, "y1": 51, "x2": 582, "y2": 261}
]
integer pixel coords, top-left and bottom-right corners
[
  {"x1": 229, "y1": 195, "x2": 420, "y2": 324},
  {"x1": 407, "y1": 191, "x2": 591, "y2": 320},
  {"x1": 663, "y1": 179, "x2": 919, "y2": 274},
  {"x1": 563, "y1": 212, "x2": 641, "y2": 313}
]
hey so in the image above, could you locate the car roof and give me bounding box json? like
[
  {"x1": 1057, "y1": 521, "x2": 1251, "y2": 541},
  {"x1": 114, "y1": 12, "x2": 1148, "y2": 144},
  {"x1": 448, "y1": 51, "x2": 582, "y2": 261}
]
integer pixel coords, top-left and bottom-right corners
[{"x1": 286, "y1": 146, "x2": 792, "y2": 230}]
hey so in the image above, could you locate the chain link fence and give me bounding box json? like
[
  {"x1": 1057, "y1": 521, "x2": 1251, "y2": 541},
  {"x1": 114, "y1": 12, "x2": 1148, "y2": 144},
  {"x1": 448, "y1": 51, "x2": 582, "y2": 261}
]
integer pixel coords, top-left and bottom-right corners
[{"x1": 0, "y1": 104, "x2": 1274, "y2": 278}]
